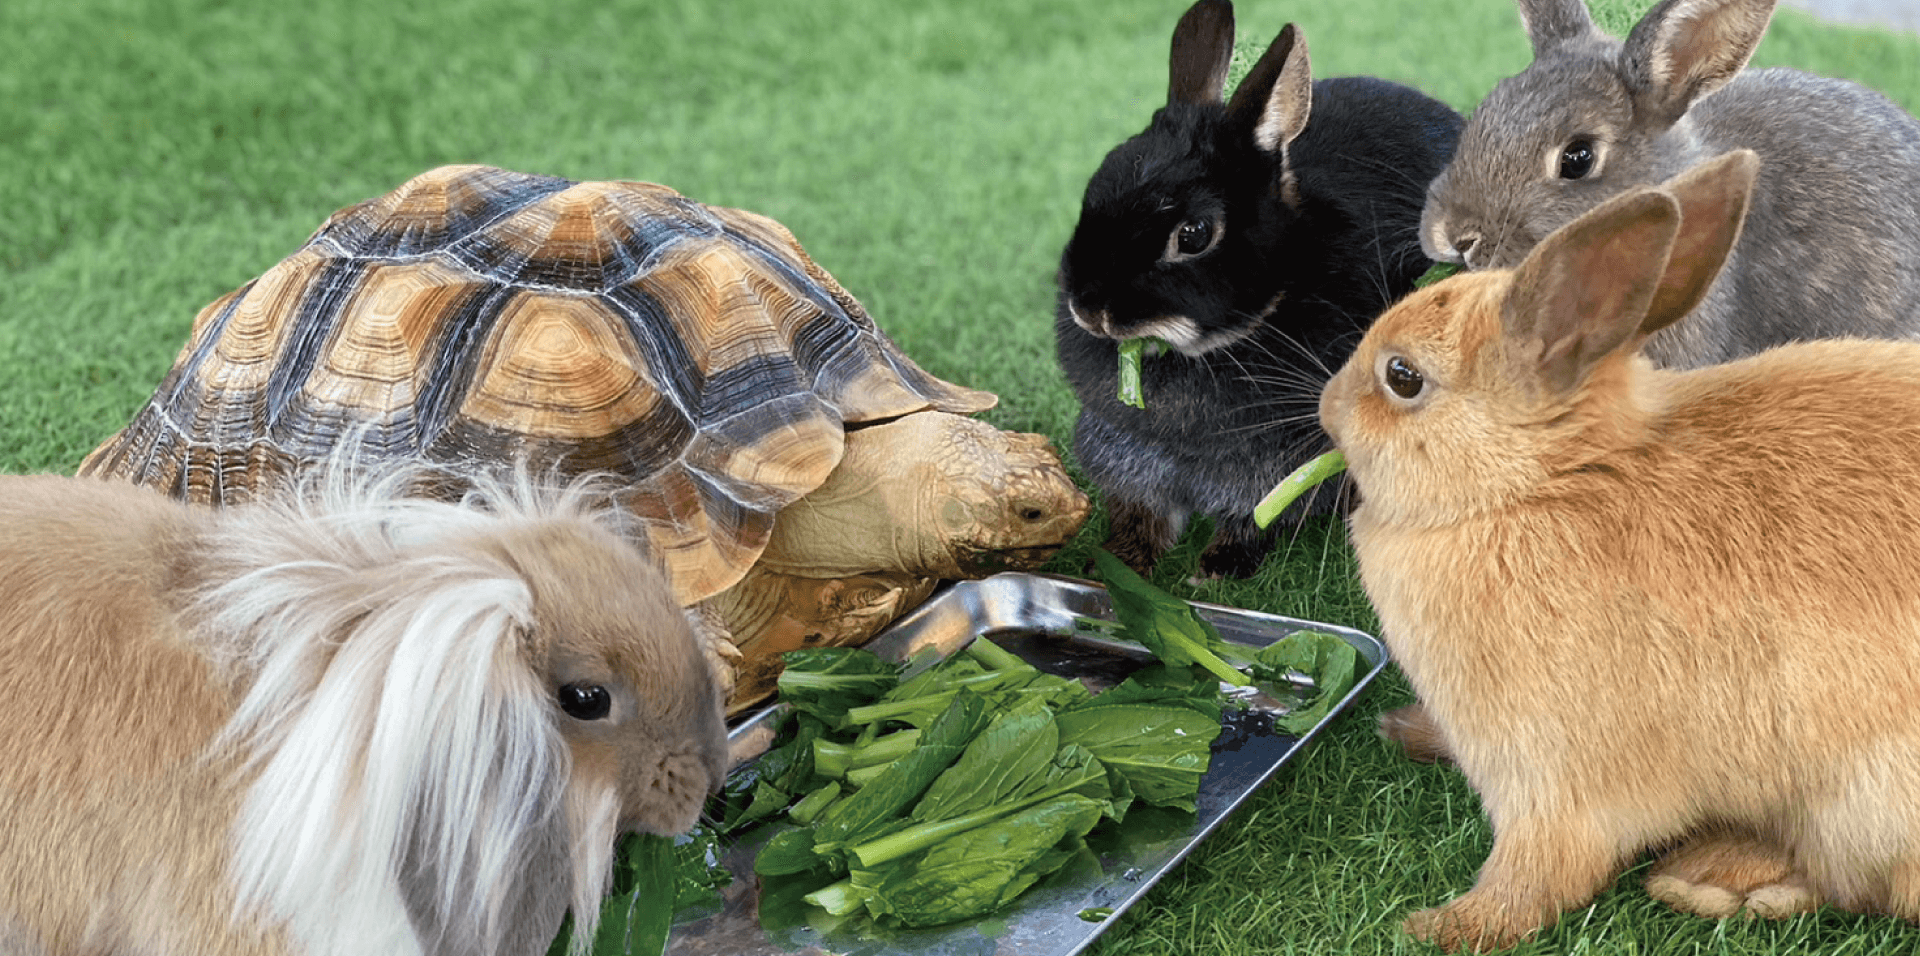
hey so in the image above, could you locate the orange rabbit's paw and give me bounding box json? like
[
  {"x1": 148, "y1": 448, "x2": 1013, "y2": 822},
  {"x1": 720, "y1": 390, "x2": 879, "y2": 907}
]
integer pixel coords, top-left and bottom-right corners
[{"x1": 1403, "y1": 897, "x2": 1538, "y2": 953}]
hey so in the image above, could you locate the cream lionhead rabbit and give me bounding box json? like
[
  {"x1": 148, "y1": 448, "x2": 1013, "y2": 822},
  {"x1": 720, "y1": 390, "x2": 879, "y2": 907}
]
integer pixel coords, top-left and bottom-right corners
[
  {"x1": 1323, "y1": 148, "x2": 1920, "y2": 951},
  {"x1": 0, "y1": 463, "x2": 729, "y2": 956}
]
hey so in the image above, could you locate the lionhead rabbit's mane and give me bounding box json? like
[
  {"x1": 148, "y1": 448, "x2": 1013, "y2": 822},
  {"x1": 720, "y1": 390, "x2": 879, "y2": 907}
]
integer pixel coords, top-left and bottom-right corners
[{"x1": 194, "y1": 457, "x2": 639, "y2": 955}]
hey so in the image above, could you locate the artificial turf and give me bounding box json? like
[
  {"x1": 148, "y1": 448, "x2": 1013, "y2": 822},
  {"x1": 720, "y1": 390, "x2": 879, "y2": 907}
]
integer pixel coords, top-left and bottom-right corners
[{"x1": 4, "y1": 0, "x2": 1920, "y2": 952}]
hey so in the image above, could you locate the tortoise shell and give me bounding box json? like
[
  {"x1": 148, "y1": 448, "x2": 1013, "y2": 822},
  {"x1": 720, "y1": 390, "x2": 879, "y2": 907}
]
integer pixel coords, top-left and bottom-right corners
[{"x1": 79, "y1": 164, "x2": 995, "y2": 604}]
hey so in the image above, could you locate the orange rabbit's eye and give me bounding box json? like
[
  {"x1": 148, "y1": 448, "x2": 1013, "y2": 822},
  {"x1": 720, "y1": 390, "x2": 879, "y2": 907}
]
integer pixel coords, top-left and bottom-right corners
[{"x1": 1383, "y1": 356, "x2": 1425, "y2": 400}]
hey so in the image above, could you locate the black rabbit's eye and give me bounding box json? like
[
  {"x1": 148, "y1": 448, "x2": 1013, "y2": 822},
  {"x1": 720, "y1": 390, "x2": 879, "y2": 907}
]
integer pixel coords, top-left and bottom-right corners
[
  {"x1": 1171, "y1": 218, "x2": 1215, "y2": 257},
  {"x1": 557, "y1": 683, "x2": 611, "y2": 720},
  {"x1": 1383, "y1": 356, "x2": 1425, "y2": 400},
  {"x1": 1559, "y1": 140, "x2": 1596, "y2": 180}
]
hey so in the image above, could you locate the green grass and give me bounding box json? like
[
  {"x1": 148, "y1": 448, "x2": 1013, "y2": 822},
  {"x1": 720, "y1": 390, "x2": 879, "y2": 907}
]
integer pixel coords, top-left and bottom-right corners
[{"x1": 4, "y1": 0, "x2": 1920, "y2": 953}]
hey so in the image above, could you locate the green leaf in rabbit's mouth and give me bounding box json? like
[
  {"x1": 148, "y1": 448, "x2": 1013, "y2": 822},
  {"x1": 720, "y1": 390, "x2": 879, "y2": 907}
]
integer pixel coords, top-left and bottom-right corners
[
  {"x1": 1116, "y1": 337, "x2": 1169, "y2": 409},
  {"x1": 1415, "y1": 261, "x2": 1463, "y2": 288},
  {"x1": 1253, "y1": 451, "x2": 1347, "y2": 529}
]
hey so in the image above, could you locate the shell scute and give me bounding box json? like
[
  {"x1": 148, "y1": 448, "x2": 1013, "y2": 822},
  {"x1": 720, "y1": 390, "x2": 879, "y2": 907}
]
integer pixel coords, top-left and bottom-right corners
[{"x1": 311, "y1": 165, "x2": 573, "y2": 261}]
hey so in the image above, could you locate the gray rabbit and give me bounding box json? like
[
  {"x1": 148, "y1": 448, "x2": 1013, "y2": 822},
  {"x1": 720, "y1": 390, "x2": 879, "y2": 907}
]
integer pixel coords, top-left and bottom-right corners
[{"x1": 1420, "y1": 0, "x2": 1920, "y2": 368}]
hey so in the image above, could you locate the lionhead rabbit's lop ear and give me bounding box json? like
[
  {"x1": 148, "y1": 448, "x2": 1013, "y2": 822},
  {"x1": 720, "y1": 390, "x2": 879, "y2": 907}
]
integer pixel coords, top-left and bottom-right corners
[
  {"x1": 1622, "y1": 0, "x2": 1776, "y2": 121},
  {"x1": 1168, "y1": 0, "x2": 1235, "y2": 104},
  {"x1": 1504, "y1": 149, "x2": 1757, "y2": 392}
]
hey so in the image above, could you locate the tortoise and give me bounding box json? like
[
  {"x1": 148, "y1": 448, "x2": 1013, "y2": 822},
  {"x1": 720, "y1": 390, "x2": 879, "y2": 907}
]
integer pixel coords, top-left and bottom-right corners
[{"x1": 78, "y1": 164, "x2": 1091, "y2": 711}]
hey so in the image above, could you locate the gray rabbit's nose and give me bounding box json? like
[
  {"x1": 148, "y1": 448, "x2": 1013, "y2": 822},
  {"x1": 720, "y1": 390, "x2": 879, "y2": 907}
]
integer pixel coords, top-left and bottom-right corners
[{"x1": 1452, "y1": 233, "x2": 1483, "y2": 270}]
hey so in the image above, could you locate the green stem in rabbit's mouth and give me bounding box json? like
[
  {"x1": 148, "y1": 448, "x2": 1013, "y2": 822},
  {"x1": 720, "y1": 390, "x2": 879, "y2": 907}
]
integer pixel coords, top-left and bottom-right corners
[
  {"x1": 1253, "y1": 451, "x2": 1347, "y2": 529},
  {"x1": 1116, "y1": 337, "x2": 1169, "y2": 408}
]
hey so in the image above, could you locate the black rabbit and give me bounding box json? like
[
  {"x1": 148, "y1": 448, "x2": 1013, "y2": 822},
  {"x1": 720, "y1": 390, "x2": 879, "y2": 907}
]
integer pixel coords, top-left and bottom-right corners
[{"x1": 1055, "y1": 0, "x2": 1462, "y2": 576}]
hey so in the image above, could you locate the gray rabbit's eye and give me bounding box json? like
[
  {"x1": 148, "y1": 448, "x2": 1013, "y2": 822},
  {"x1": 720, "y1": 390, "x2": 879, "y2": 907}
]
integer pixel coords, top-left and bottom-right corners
[
  {"x1": 1382, "y1": 355, "x2": 1425, "y2": 400},
  {"x1": 557, "y1": 682, "x2": 612, "y2": 720},
  {"x1": 1559, "y1": 140, "x2": 1596, "y2": 180},
  {"x1": 1167, "y1": 218, "x2": 1216, "y2": 259}
]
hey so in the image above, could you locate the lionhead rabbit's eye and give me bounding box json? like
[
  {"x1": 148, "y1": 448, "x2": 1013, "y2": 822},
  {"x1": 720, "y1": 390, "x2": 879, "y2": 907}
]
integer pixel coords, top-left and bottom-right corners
[
  {"x1": 1169, "y1": 218, "x2": 1215, "y2": 258},
  {"x1": 1383, "y1": 355, "x2": 1425, "y2": 399},
  {"x1": 1559, "y1": 140, "x2": 1596, "y2": 180},
  {"x1": 557, "y1": 683, "x2": 612, "y2": 720}
]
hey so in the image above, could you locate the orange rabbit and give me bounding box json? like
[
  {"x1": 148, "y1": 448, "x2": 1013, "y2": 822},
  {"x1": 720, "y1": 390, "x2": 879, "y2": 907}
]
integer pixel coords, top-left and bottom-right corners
[
  {"x1": 0, "y1": 462, "x2": 728, "y2": 956},
  {"x1": 1321, "y1": 147, "x2": 1920, "y2": 951}
]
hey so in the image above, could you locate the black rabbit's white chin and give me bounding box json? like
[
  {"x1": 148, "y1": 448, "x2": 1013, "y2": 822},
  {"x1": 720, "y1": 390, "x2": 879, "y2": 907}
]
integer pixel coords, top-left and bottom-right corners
[
  {"x1": 1138, "y1": 317, "x2": 1261, "y2": 356},
  {"x1": 1066, "y1": 297, "x2": 1270, "y2": 356}
]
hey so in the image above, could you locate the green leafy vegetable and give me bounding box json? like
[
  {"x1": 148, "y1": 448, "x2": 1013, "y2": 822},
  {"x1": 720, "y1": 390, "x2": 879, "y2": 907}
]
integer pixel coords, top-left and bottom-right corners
[
  {"x1": 810, "y1": 691, "x2": 994, "y2": 853},
  {"x1": 856, "y1": 795, "x2": 1107, "y2": 927},
  {"x1": 1252, "y1": 629, "x2": 1363, "y2": 735},
  {"x1": 1252, "y1": 449, "x2": 1347, "y2": 529},
  {"x1": 776, "y1": 647, "x2": 902, "y2": 725},
  {"x1": 1055, "y1": 702, "x2": 1218, "y2": 811},
  {"x1": 1415, "y1": 260, "x2": 1463, "y2": 288},
  {"x1": 1091, "y1": 549, "x2": 1250, "y2": 686},
  {"x1": 1079, "y1": 907, "x2": 1116, "y2": 922},
  {"x1": 1118, "y1": 337, "x2": 1147, "y2": 408},
  {"x1": 546, "y1": 830, "x2": 731, "y2": 956}
]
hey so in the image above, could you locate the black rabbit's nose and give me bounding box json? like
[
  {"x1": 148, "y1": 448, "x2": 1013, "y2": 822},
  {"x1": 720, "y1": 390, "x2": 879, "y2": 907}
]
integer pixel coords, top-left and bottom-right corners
[{"x1": 1067, "y1": 299, "x2": 1114, "y2": 337}]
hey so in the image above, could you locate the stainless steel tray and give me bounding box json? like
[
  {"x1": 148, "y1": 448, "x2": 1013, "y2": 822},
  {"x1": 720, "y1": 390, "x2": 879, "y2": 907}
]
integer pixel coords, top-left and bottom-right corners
[{"x1": 667, "y1": 572, "x2": 1387, "y2": 956}]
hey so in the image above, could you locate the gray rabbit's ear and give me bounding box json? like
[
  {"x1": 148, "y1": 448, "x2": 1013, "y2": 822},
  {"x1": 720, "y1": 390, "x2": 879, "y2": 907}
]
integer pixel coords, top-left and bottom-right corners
[
  {"x1": 1169, "y1": 0, "x2": 1236, "y2": 105},
  {"x1": 1621, "y1": 0, "x2": 1774, "y2": 121},
  {"x1": 1516, "y1": 0, "x2": 1598, "y2": 58},
  {"x1": 1641, "y1": 149, "x2": 1758, "y2": 334},
  {"x1": 1502, "y1": 189, "x2": 1682, "y2": 394},
  {"x1": 1227, "y1": 23, "x2": 1312, "y2": 157}
]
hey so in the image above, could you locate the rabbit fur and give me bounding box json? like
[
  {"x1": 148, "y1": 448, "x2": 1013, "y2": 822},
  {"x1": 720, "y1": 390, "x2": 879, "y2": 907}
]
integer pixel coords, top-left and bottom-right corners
[
  {"x1": 1420, "y1": 0, "x2": 1920, "y2": 370},
  {"x1": 1322, "y1": 148, "x2": 1920, "y2": 951},
  {"x1": 0, "y1": 461, "x2": 729, "y2": 956},
  {"x1": 1055, "y1": 0, "x2": 1461, "y2": 576}
]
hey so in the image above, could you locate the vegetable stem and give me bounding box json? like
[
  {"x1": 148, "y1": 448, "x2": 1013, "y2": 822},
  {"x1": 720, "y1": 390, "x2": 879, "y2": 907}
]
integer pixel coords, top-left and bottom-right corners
[
  {"x1": 812, "y1": 729, "x2": 922, "y2": 779},
  {"x1": 1117, "y1": 337, "x2": 1146, "y2": 408},
  {"x1": 803, "y1": 878, "x2": 865, "y2": 917},
  {"x1": 789, "y1": 781, "x2": 842, "y2": 826},
  {"x1": 1252, "y1": 450, "x2": 1347, "y2": 529},
  {"x1": 846, "y1": 805, "x2": 1010, "y2": 868},
  {"x1": 963, "y1": 636, "x2": 1029, "y2": 673}
]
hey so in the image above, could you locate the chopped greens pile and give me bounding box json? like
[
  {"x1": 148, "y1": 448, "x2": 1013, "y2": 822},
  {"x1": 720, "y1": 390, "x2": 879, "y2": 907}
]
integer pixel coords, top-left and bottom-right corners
[
  {"x1": 741, "y1": 637, "x2": 1216, "y2": 928},
  {"x1": 691, "y1": 551, "x2": 1368, "y2": 932}
]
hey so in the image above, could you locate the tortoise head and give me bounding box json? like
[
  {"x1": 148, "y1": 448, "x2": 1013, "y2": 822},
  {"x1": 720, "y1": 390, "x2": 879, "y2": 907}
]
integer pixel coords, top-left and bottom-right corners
[
  {"x1": 937, "y1": 425, "x2": 1092, "y2": 576},
  {"x1": 753, "y1": 411, "x2": 1091, "y2": 580}
]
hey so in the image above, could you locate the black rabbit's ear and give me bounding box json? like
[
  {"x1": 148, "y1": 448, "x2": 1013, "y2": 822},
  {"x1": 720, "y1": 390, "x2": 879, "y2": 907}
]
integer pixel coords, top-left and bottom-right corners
[
  {"x1": 1516, "y1": 0, "x2": 1597, "y2": 58},
  {"x1": 1227, "y1": 23, "x2": 1312, "y2": 156},
  {"x1": 1169, "y1": 0, "x2": 1235, "y2": 105},
  {"x1": 1621, "y1": 0, "x2": 1774, "y2": 121}
]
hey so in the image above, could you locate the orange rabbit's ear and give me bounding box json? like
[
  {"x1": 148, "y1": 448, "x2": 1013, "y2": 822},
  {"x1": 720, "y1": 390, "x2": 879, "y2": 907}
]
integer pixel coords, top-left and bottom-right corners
[
  {"x1": 1501, "y1": 188, "x2": 1681, "y2": 394},
  {"x1": 1642, "y1": 149, "x2": 1760, "y2": 334}
]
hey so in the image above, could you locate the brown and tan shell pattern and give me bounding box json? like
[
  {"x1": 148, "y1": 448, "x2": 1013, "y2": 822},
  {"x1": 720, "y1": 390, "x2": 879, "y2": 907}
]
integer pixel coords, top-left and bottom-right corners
[{"x1": 78, "y1": 165, "x2": 996, "y2": 604}]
